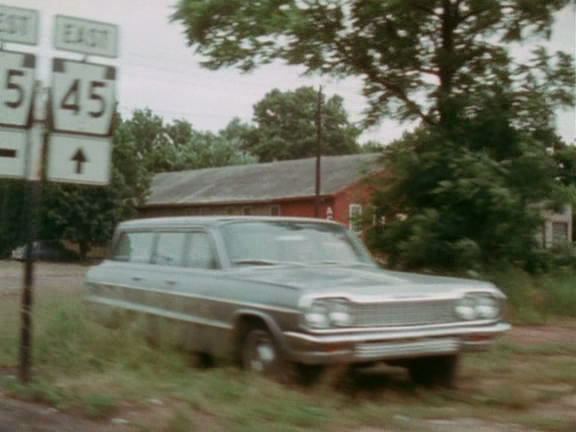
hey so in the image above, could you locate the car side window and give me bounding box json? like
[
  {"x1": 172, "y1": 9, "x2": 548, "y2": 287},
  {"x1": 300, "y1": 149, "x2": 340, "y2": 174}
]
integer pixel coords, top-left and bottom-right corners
[
  {"x1": 153, "y1": 232, "x2": 187, "y2": 266},
  {"x1": 185, "y1": 232, "x2": 218, "y2": 269},
  {"x1": 112, "y1": 232, "x2": 155, "y2": 263}
]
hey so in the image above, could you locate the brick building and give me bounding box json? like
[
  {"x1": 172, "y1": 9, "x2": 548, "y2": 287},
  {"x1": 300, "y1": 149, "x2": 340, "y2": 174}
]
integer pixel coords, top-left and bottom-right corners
[
  {"x1": 140, "y1": 153, "x2": 573, "y2": 247},
  {"x1": 140, "y1": 153, "x2": 381, "y2": 230}
]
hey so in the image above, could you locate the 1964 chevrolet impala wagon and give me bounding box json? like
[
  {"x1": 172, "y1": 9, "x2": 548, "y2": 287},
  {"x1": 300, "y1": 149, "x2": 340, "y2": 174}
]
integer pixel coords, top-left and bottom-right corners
[{"x1": 85, "y1": 216, "x2": 510, "y2": 386}]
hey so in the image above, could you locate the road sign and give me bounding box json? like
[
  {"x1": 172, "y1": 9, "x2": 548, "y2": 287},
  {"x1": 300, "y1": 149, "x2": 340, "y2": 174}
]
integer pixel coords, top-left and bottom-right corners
[
  {"x1": 0, "y1": 50, "x2": 36, "y2": 128},
  {"x1": 53, "y1": 15, "x2": 118, "y2": 58},
  {"x1": 47, "y1": 133, "x2": 111, "y2": 185},
  {"x1": 50, "y1": 58, "x2": 116, "y2": 136},
  {"x1": 0, "y1": 4, "x2": 39, "y2": 46},
  {"x1": 0, "y1": 127, "x2": 27, "y2": 178}
]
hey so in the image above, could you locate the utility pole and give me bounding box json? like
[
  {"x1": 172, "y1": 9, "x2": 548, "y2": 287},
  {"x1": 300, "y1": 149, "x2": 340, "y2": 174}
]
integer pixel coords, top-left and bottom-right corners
[{"x1": 314, "y1": 86, "x2": 323, "y2": 218}]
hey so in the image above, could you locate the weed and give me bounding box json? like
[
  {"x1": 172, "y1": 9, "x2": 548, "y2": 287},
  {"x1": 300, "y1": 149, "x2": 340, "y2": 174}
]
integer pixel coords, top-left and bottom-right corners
[
  {"x1": 1, "y1": 272, "x2": 575, "y2": 431},
  {"x1": 513, "y1": 415, "x2": 576, "y2": 432},
  {"x1": 3, "y1": 378, "x2": 68, "y2": 408},
  {"x1": 162, "y1": 409, "x2": 196, "y2": 432},
  {"x1": 478, "y1": 385, "x2": 536, "y2": 410},
  {"x1": 485, "y1": 267, "x2": 576, "y2": 323},
  {"x1": 80, "y1": 393, "x2": 119, "y2": 418}
]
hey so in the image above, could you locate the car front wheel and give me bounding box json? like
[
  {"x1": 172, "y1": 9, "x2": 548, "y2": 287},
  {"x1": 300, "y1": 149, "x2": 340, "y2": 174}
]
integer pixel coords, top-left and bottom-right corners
[{"x1": 241, "y1": 328, "x2": 296, "y2": 383}]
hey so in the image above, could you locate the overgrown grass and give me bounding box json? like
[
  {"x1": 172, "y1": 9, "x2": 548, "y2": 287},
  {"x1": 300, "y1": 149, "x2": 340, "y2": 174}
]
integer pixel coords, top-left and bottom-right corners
[
  {"x1": 483, "y1": 267, "x2": 576, "y2": 323},
  {"x1": 1, "y1": 289, "x2": 575, "y2": 431}
]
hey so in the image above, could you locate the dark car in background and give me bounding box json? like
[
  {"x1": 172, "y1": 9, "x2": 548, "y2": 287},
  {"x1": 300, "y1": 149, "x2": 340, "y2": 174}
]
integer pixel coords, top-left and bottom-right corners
[{"x1": 11, "y1": 240, "x2": 80, "y2": 262}]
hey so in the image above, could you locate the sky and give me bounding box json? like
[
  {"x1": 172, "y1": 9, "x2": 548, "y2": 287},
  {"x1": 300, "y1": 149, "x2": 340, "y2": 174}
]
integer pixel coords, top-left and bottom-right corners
[{"x1": 8, "y1": 0, "x2": 576, "y2": 145}]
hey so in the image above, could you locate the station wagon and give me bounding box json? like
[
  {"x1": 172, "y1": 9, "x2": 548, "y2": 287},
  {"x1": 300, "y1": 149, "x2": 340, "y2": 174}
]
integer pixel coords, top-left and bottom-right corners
[{"x1": 85, "y1": 216, "x2": 510, "y2": 386}]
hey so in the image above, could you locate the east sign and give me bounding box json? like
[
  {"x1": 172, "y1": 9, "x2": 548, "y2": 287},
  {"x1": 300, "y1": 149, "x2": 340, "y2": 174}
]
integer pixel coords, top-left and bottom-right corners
[
  {"x1": 0, "y1": 4, "x2": 39, "y2": 46},
  {"x1": 53, "y1": 15, "x2": 118, "y2": 58}
]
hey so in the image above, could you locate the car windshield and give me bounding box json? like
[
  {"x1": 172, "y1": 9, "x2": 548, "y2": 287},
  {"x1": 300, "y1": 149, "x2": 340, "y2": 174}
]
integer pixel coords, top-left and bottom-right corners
[{"x1": 221, "y1": 221, "x2": 373, "y2": 267}]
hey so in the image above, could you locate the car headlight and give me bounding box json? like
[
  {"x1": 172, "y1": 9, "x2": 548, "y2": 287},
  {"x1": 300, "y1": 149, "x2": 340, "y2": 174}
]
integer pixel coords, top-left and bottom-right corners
[
  {"x1": 303, "y1": 299, "x2": 354, "y2": 329},
  {"x1": 455, "y1": 294, "x2": 500, "y2": 321},
  {"x1": 328, "y1": 299, "x2": 354, "y2": 327},
  {"x1": 476, "y1": 295, "x2": 500, "y2": 319},
  {"x1": 304, "y1": 301, "x2": 330, "y2": 329}
]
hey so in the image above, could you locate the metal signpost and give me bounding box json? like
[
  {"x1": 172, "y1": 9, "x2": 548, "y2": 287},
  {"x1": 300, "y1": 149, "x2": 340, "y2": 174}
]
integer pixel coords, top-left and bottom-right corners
[
  {"x1": 0, "y1": 4, "x2": 118, "y2": 383},
  {"x1": 0, "y1": 4, "x2": 39, "y2": 384}
]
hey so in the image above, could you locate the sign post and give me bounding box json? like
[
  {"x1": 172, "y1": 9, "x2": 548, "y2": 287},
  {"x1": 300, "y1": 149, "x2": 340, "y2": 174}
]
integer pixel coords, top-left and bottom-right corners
[
  {"x1": 0, "y1": 5, "x2": 119, "y2": 384},
  {"x1": 0, "y1": 3, "x2": 40, "y2": 384}
]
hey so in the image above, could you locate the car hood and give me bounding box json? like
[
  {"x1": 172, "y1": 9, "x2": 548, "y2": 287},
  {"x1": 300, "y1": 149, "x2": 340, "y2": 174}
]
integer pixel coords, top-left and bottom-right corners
[{"x1": 232, "y1": 264, "x2": 500, "y2": 299}]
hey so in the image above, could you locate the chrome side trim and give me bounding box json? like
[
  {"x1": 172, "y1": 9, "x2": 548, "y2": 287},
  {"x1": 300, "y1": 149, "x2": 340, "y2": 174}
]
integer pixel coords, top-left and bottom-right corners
[
  {"x1": 88, "y1": 282, "x2": 299, "y2": 315},
  {"x1": 86, "y1": 296, "x2": 233, "y2": 330}
]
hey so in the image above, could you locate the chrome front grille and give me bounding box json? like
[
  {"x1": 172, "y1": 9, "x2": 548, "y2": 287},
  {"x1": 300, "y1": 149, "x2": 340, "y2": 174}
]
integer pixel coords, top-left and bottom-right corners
[
  {"x1": 352, "y1": 299, "x2": 455, "y2": 327},
  {"x1": 355, "y1": 338, "x2": 460, "y2": 359}
]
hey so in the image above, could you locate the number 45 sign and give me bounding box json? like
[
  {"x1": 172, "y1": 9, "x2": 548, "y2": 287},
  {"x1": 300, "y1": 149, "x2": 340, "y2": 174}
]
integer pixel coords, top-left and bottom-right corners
[{"x1": 50, "y1": 58, "x2": 116, "y2": 136}]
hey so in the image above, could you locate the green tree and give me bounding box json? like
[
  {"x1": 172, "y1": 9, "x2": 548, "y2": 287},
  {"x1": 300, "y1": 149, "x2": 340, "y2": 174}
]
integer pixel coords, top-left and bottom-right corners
[
  {"x1": 38, "y1": 110, "x2": 258, "y2": 257},
  {"x1": 0, "y1": 180, "x2": 28, "y2": 257},
  {"x1": 365, "y1": 129, "x2": 560, "y2": 271},
  {"x1": 170, "y1": 129, "x2": 258, "y2": 170},
  {"x1": 39, "y1": 112, "x2": 152, "y2": 258},
  {"x1": 242, "y1": 87, "x2": 360, "y2": 161},
  {"x1": 172, "y1": 0, "x2": 572, "y2": 130},
  {"x1": 173, "y1": 0, "x2": 574, "y2": 271}
]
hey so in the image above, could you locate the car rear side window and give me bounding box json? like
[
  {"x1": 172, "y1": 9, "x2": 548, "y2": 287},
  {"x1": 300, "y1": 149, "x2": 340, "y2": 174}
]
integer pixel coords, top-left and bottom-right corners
[
  {"x1": 112, "y1": 231, "x2": 155, "y2": 263},
  {"x1": 185, "y1": 232, "x2": 218, "y2": 269},
  {"x1": 153, "y1": 232, "x2": 187, "y2": 266}
]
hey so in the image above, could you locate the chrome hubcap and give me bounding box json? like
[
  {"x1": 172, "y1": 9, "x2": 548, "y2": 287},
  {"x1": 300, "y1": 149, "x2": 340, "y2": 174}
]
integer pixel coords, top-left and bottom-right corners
[{"x1": 250, "y1": 338, "x2": 276, "y2": 372}]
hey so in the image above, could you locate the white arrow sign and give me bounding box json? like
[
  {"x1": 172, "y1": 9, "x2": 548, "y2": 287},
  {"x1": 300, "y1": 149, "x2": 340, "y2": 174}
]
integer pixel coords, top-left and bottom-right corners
[
  {"x1": 0, "y1": 128, "x2": 27, "y2": 178},
  {"x1": 50, "y1": 58, "x2": 116, "y2": 136},
  {"x1": 47, "y1": 133, "x2": 111, "y2": 185}
]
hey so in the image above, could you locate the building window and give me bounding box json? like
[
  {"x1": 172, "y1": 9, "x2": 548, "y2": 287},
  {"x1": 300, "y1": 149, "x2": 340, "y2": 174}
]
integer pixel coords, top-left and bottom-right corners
[
  {"x1": 348, "y1": 204, "x2": 363, "y2": 232},
  {"x1": 243, "y1": 207, "x2": 252, "y2": 215},
  {"x1": 552, "y1": 222, "x2": 569, "y2": 244},
  {"x1": 270, "y1": 205, "x2": 280, "y2": 216}
]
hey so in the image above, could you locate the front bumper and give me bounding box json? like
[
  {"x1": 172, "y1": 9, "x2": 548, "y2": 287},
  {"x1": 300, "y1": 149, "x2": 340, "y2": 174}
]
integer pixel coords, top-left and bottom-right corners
[{"x1": 283, "y1": 321, "x2": 511, "y2": 365}]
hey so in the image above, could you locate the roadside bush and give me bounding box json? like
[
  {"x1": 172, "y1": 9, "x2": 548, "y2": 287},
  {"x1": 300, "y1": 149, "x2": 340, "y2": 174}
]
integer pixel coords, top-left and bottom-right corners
[
  {"x1": 523, "y1": 242, "x2": 576, "y2": 274},
  {"x1": 365, "y1": 132, "x2": 556, "y2": 273}
]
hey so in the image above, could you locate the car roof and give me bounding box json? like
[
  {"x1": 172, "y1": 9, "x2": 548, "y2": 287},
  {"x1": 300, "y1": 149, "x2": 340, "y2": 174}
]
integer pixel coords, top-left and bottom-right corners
[{"x1": 118, "y1": 216, "x2": 342, "y2": 230}]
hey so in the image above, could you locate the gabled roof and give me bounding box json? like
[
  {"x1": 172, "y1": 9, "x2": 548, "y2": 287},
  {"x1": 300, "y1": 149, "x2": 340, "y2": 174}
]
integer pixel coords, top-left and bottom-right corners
[{"x1": 145, "y1": 153, "x2": 382, "y2": 207}]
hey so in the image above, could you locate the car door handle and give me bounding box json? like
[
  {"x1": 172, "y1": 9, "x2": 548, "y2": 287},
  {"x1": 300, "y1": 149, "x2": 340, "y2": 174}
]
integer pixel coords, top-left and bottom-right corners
[
  {"x1": 131, "y1": 276, "x2": 142, "y2": 282},
  {"x1": 165, "y1": 280, "x2": 177, "y2": 286}
]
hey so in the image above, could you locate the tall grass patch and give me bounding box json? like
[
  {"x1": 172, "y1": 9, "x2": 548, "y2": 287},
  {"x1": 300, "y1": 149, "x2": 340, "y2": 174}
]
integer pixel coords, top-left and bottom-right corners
[{"x1": 485, "y1": 267, "x2": 576, "y2": 323}]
